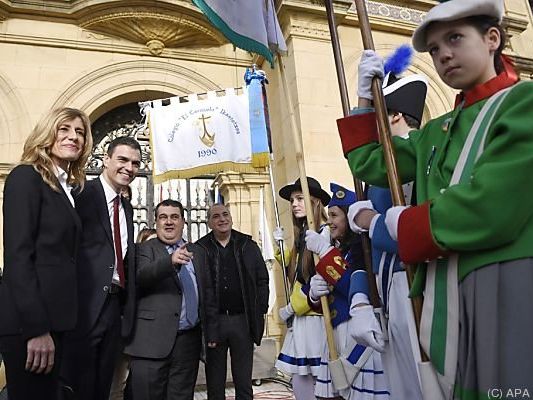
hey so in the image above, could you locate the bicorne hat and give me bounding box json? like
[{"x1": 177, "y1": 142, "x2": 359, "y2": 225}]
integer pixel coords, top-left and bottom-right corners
[
  {"x1": 383, "y1": 72, "x2": 428, "y2": 125},
  {"x1": 279, "y1": 177, "x2": 331, "y2": 207},
  {"x1": 328, "y1": 183, "x2": 357, "y2": 209}
]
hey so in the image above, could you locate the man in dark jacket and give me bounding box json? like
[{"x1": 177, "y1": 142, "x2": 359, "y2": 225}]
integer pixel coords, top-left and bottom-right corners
[
  {"x1": 60, "y1": 137, "x2": 140, "y2": 400},
  {"x1": 125, "y1": 199, "x2": 210, "y2": 400},
  {"x1": 195, "y1": 203, "x2": 269, "y2": 400}
]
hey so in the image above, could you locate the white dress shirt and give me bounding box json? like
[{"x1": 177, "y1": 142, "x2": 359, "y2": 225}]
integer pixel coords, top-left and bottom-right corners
[
  {"x1": 99, "y1": 175, "x2": 128, "y2": 285},
  {"x1": 55, "y1": 165, "x2": 74, "y2": 207}
]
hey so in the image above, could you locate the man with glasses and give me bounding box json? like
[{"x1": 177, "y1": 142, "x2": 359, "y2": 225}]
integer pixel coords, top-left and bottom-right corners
[{"x1": 125, "y1": 199, "x2": 208, "y2": 400}]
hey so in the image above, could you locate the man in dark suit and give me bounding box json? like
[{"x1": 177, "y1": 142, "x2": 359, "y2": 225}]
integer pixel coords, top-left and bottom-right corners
[
  {"x1": 125, "y1": 199, "x2": 209, "y2": 400},
  {"x1": 195, "y1": 203, "x2": 269, "y2": 400},
  {"x1": 60, "y1": 136, "x2": 141, "y2": 400}
]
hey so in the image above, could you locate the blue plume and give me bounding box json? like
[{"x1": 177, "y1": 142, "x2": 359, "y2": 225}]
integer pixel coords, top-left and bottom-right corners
[{"x1": 384, "y1": 45, "x2": 414, "y2": 76}]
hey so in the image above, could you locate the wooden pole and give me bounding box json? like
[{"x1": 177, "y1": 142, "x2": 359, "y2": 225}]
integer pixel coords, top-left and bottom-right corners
[
  {"x1": 353, "y1": 0, "x2": 425, "y2": 359},
  {"x1": 267, "y1": 164, "x2": 291, "y2": 302},
  {"x1": 276, "y1": 54, "x2": 339, "y2": 362},
  {"x1": 323, "y1": 0, "x2": 380, "y2": 308}
]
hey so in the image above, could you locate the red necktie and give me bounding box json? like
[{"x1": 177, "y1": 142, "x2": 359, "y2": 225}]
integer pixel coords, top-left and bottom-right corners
[{"x1": 113, "y1": 195, "x2": 125, "y2": 288}]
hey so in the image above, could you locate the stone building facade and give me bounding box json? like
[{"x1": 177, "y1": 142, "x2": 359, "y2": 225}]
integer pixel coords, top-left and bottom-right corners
[{"x1": 0, "y1": 0, "x2": 532, "y2": 348}]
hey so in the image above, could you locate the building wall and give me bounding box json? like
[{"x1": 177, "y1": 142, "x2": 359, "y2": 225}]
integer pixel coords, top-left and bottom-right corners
[
  {"x1": 0, "y1": 0, "x2": 532, "y2": 345},
  {"x1": 0, "y1": 19, "x2": 252, "y2": 164}
]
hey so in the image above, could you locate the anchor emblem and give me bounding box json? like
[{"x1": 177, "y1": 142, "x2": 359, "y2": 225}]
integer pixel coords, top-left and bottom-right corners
[{"x1": 198, "y1": 114, "x2": 215, "y2": 147}]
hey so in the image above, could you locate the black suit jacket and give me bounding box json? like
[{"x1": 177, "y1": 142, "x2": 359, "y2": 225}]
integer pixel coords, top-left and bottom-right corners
[
  {"x1": 73, "y1": 178, "x2": 136, "y2": 338},
  {"x1": 124, "y1": 238, "x2": 209, "y2": 359},
  {"x1": 0, "y1": 165, "x2": 81, "y2": 340}
]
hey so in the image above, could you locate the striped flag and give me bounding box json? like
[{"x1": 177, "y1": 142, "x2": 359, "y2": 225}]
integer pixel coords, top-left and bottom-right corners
[{"x1": 192, "y1": 0, "x2": 287, "y2": 65}]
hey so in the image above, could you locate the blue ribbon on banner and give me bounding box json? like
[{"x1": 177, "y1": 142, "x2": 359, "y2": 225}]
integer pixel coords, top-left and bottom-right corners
[{"x1": 245, "y1": 68, "x2": 270, "y2": 168}]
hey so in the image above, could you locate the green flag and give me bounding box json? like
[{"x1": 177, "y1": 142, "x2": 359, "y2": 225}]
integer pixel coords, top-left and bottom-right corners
[{"x1": 192, "y1": 0, "x2": 287, "y2": 65}]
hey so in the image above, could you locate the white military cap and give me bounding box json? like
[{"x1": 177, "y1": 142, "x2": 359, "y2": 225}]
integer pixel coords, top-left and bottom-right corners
[{"x1": 412, "y1": 0, "x2": 504, "y2": 52}]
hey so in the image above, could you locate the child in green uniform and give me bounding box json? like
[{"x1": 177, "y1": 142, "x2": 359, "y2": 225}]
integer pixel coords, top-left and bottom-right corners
[{"x1": 337, "y1": 0, "x2": 533, "y2": 398}]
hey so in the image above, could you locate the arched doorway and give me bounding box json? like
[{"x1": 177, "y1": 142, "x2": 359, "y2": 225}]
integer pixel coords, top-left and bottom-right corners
[{"x1": 87, "y1": 102, "x2": 215, "y2": 242}]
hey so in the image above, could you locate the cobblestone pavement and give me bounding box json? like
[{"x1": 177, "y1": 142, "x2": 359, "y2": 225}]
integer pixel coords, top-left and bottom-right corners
[
  {"x1": 193, "y1": 378, "x2": 294, "y2": 400},
  {"x1": 0, "y1": 362, "x2": 295, "y2": 400}
]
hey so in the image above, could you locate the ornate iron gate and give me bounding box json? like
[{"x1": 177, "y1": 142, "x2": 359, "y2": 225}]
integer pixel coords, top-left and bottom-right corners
[{"x1": 87, "y1": 102, "x2": 214, "y2": 242}]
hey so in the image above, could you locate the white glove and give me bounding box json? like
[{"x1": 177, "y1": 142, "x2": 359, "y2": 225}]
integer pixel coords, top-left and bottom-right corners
[
  {"x1": 272, "y1": 226, "x2": 285, "y2": 242},
  {"x1": 358, "y1": 50, "x2": 384, "y2": 100},
  {"x1": 278, "y1": 303, "x2": 295, "y2": 323},
  {"x1": 384, "y1": 205, "x2": 408, "y2": 241},
  {"x1": 347, "y1": 200, "x2": 376, "y2": 233},
  {"x1": 319, "y1": 225, "x2": 331, "y2": 243},
  {"x1": 349, "y1": 304, "x2": 386, "y2": 353},
  {"x1": 309, "y1": 274, "x2": 331, "y2": 302},
  {"x1": 305, "y1": 230, "x2": 332, "y2": 257}
]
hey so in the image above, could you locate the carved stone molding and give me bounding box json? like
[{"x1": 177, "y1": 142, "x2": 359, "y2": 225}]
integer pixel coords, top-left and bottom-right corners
[
  {"x1": 50, "y1": 59, "x2": 222, "y2": 115},
  {"x1": 511, "y1": 55, "x2": 533, "y2": 80},
  {"x1": 289, "y1": 20, "x2": 332, "y2": 41},
  {"x1": 146, "y1": 39, "x2": 165, "y2": 56},
  {"x1": 502, "y1": 15, "x2": 530, "y2": 54},
  {"x1": 0, "y1": 31, "x2": 252, "y2": 67},
  {"x1": 79, "y1": 9, "x2": 226, "y2": 53},
  {"x1": 366, "y1": 1, "x2": 425, "y2": 24},
  {"x1": 343, "y1": 1, "x2": 532, "y2": 40},
  {"x1": 347, "y1": 0, "x2": 426, "y2": 25},
  {"x1": 281, "y1": 0, "x2": 352, "y2": 14}
]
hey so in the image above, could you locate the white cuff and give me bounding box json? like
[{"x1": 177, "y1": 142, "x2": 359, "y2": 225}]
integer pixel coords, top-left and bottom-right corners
[
  {"x1": 368, "y1": 214, "x2": 381, "y2": 239},
  {"x1": 309, "y1": 294, "x2": 321, "y2": 304},
  {"x1": 351, "y1": 292, "x2": 370, "y2": 308},
  {"x1": 348, "y1": 200, "x2": 375, "y2": 234},
  {"x1": 384, "y1": 206, "x2": 408, "y2": 241}
]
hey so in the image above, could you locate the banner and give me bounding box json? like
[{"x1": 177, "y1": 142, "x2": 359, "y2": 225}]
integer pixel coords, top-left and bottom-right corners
[
  {"x1": 192, "y1": 0, "x2": 287, "y2": 66},
  {"x1": 149, "y1": 89, "x2": 257, "y2": 182}
]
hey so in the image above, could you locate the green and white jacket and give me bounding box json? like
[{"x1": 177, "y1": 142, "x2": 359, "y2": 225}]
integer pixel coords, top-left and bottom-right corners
[{"x1": 337, "y1": 73, "x2": 533, "y2": 289}]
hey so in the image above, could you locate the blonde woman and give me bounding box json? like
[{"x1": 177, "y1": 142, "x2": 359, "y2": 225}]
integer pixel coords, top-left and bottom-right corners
[
  {"x1": 275, "y1": 177, "x2": 330, "y2": 400},
  {"x1": 0, "y1": 107, "x2": 92, "y2": 400}
]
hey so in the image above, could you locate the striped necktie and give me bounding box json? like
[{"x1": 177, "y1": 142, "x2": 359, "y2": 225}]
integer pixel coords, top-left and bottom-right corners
[
  {"x1": 179, "y1": 266, "x2": 198, "y2": 326},
  {"x1": 167, "y1": 243, "x2": 198, "y2": 326}
]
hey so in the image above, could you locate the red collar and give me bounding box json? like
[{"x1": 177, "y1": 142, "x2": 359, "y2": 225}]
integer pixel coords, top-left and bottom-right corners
[{"x1": 454, "y1": 71, "x2": 518, "y2": 109}]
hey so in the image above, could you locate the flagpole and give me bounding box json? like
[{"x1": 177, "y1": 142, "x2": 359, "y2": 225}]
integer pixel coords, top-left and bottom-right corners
[
  {"x1": 268, "y1": 162, "x2": 291, "y2": 302},
  {"x1": 322, "y1": 0, "x2": 380, "y2": 308},
  {"x1": 353, "y1": 0, "x2": 425, "y2": 359},
  {"x1": 246, "y1": 64, "x2": 291, "y2": 303},
  {"x1": 276, "y1": 52, "x2": 348, "y2": 390}
]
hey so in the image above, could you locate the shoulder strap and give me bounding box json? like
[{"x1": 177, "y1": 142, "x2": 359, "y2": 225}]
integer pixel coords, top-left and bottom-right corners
[{"x1": 451, "y1": 82, "x2": 525, "y2": 186}]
